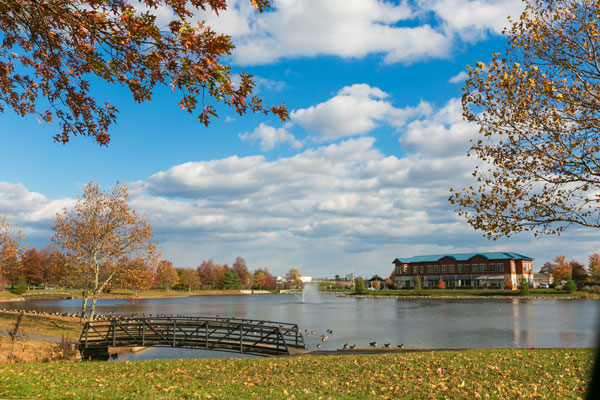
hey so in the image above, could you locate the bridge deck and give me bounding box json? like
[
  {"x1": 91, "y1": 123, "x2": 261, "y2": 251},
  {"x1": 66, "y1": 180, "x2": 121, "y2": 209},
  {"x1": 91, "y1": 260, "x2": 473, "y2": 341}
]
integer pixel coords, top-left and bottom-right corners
[{"x1": 78, "y1": 315, "x2": 306, "y2": 359}]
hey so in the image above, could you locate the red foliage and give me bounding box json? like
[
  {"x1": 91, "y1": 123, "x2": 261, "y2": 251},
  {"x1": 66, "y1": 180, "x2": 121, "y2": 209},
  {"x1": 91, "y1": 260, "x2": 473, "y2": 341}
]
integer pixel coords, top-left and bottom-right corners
[{"x1": 437, "y1": 278, "x2": 445, "y2": 289}]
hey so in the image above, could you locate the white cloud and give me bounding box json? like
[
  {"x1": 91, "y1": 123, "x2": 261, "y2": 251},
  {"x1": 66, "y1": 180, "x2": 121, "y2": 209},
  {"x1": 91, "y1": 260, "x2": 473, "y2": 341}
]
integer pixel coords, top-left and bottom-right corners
[
  {"x1": 239, "y1": 122, "x2": 302, "y2": 151},
  {"x1": 183, "y1": 0, "x2": 524, "y2": 65},
  {"x1": 291, "y1": 84, "x2": 431, "y2": 141},
  {"x1": 448, "y1": 71, "x2": 468, "y2": 83},
  {"x1": 421, "y1": 0, "x2": 524, "y2": 41}
]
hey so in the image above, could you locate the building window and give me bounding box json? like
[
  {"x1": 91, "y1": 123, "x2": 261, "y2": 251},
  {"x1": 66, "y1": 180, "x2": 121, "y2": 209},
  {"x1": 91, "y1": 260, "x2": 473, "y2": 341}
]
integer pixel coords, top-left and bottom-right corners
[
  {"x1": 472, "y1": 264, "x2": 478, "y2": 273},
  {"x1": 413, "y1": 266, "x2": 418, "y2": 274},
  {"x1": 464, "y1": 265, "x2": 470, "y2": 273},
  {"x1": 404, "y1": 265, "x2": 409, "y2": 274},
  {"x1": 457, "y1": 265, "x2": 463, "y2": 273},
  {"x1": 420, "y1": 266, "x2": 424, "y2": 274},
  {"x1": 442, "y1": 265, "x2": 447, "y2": 273},
  {"x1": 427, "y1": 265, "x2": 433, "y2": 273},
  {"x1": 434, "y1": 265, "x2": 440, "y2": 273},
  {"x1": 489, "y1": 264, "x2": 495, "y2": 273},
  {"x1": 448, "y1": 265, "x2": 455, "y2": 273},
  {"x1": 497, "y1": 264, "x2": 504, "y2": 273},
  {"x1": 480, "y1": 264, "x2": 486, "y2": 272}
]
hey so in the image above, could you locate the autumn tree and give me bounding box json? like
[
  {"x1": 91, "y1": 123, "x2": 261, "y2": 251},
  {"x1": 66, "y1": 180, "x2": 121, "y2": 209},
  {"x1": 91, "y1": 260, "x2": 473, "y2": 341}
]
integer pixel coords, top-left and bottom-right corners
[
  {"x1": 539, "y1": 262, "x2": 556, "y2": 275},
  {"x1": 39, "y1": 246, "x2": 69, "y2": 288},
  {"x1": 176, "y1": 267, "x2": 201, "y2": 292},
  {"x1": 156, "y1": 260, "x2": 178, "y2": 291},
  {"x1": 51, "y1": 182, "x2": 157, "y2": 321},
  {"x1": 0, "y1": 216, "x2": 24, "y2": 283},
  {"x1": 21, "y1": 248, "x2": 44, "y2": 288},
  {"x1": 253, "y1": 270, "x2": 265, "y2": 290},
  {"x1": 197, "y1": 259, "x2": 218, "y2": 289},
  {"x1": 552, "y1": 255, "x2": 572, "y2": 282},
  {"x1": 285, "y1": 268, "x2": 302, "y2": 289},
  {"x1": 570, "y1": 260, "x2": 589, "y2": 286},
  {"x1": 0, "y1": 0, "x2": 287, "y2": 146},
  {"x1": 232, "y1": 256, "x2": 250, "y2": 288},
  {"x1": 111, "y1": 258, "x2": 156, "y2": 295},
  {"x1": 437, "y1": 278, "x2": 446, "y2": 289},
  {"x1": 589, "y1": 253, "x2": 600, "y2": 283},
  {"x1": 452, "y1": 0, "x2": 600, "y2": 238}
]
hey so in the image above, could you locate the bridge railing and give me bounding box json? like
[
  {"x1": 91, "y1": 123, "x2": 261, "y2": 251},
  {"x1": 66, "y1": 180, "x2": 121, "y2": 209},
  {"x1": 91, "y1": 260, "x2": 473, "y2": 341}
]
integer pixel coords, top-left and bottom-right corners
[{"x1": 78, "y1": 315, "x2": 305, "y2": 358}]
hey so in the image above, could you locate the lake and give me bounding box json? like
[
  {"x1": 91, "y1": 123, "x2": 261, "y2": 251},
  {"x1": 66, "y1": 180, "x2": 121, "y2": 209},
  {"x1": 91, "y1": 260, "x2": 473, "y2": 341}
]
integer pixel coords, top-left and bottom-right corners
[{"x1": 2, "y1": 293, "x2": 598, "y2": 360}]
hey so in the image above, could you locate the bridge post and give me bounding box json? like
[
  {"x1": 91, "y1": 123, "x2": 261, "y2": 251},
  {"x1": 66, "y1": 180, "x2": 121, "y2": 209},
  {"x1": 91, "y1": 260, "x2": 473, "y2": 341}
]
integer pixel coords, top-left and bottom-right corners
[
  {"x1": 112, "y1": 320, "x2": 116, "y2": 347},
  {"x1": 240, "y1": 325, "x2": 243, "y2": 353},
  {"x1": 173, "y1": 320, "x2": 176, "y2": 347},
  {"x1": 205, "y1": 323, "x2": 208, "y2": 349},
  {"x1": 142, "y1": 320, "x2": 145, "y2": 346}
]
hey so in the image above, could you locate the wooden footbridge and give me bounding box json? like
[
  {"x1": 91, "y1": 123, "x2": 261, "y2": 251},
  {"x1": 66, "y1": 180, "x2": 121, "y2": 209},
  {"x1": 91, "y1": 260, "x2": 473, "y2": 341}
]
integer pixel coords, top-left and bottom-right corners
[{"x1": 78, "y1": 315, "x2": 306, "y2": 360}]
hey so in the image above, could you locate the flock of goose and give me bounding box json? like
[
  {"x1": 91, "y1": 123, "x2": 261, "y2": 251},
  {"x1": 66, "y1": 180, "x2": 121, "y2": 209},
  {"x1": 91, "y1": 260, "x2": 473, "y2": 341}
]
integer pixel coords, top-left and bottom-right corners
[{"x1": 304, "y1": 327, "x2": 404, "y2": 350}]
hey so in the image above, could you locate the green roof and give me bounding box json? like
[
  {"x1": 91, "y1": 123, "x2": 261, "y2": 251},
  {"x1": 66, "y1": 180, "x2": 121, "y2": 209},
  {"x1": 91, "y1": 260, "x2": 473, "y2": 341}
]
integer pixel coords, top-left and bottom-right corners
[{"x1": 393, "y1": 252, "x2": 533, "y2": 264}]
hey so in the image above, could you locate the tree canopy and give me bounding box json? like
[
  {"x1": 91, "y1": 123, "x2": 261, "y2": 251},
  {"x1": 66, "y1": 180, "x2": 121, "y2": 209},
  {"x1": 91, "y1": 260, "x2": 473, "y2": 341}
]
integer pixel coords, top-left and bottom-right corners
[
  {"x1": 451, "y1": 0, "x2": 600, "y2": 238},
  {"x1": 51, "y1": 181, "x2": 158, "y2": 320},
  {"x1": 0, "y1": 0, "x2": 287, "y2": 145}
]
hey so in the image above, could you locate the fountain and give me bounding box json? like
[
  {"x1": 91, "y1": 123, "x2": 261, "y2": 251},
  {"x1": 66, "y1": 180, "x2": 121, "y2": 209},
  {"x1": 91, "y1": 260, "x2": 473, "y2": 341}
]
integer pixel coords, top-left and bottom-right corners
[{"x1": 298, "y1": 282, "x2": 321, "y2": 303}]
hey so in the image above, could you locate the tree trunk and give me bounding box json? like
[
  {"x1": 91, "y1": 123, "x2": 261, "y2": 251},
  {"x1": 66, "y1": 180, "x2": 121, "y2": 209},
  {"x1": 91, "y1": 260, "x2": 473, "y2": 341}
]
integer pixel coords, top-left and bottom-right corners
[
  {"x1": 80, "y1": 290, "x2": 88, "y2": 322},
  {"x1": 89, "y1": 294, "x2": 98, "y2": 322}
]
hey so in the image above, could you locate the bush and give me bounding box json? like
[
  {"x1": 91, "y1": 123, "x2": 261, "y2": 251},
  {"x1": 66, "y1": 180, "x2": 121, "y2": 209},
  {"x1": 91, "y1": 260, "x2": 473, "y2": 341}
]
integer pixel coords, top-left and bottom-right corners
[
  {"x1": 353, "y1": 278, "x2": 367, "y2": 294},
  {"x1": 518, "y1": 278, "x2": 530, "y2": 296},
  {"x1": 415, "y1": 276, "x2": 422, "y2": 292},
  {"x1": 9, "y1": 276, "x2": 27, "y2": 295}
]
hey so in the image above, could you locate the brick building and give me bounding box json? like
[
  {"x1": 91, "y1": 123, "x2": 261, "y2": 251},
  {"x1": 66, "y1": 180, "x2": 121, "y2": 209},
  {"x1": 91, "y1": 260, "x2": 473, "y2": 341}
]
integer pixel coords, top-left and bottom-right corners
[{"x1": 392, "y1": 252, "x2": 534, "y2": 290}]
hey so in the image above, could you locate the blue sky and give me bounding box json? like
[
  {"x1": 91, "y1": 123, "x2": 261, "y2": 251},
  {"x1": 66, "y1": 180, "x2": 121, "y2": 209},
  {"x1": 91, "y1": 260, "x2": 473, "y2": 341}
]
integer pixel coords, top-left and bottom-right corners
[{"x1": 2, "y1": 0, "x2": 598, "y2": 278}]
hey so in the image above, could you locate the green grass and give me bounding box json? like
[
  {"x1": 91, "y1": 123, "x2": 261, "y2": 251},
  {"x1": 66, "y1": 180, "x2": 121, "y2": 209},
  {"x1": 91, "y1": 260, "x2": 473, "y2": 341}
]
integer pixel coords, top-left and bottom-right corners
[
  {"x1": 0, "y1": 348, "x2": 593, "y2": 399},
  {"x1": 0, "y1": 312, "x2": 83, "y2": 339},
  {"x1": 340, "y1": 288, "x2": 593, "y2": 298}
]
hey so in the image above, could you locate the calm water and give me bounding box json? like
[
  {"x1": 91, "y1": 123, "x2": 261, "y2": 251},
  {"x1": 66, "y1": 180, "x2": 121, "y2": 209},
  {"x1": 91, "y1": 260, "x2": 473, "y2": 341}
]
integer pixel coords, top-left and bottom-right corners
[{"x1": 2, "y1": 294, "x2": 598, "y2": 360}]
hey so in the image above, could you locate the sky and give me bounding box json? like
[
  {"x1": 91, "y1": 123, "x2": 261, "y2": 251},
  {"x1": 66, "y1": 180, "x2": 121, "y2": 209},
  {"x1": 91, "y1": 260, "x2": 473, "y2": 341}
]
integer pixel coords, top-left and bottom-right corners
[{"x1": 1, "y1": 0, "x2": 599, "y2": 278}]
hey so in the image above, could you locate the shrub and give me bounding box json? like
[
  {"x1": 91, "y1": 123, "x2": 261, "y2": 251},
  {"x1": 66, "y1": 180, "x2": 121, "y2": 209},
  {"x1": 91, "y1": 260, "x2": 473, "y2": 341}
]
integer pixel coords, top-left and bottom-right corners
[
  {"x1": 415, "y1": 276, "x2": 422, "y2": 292},
  {"x1": 353, "y1": 278, "x2": 367, "y2": 294},
  {"x1": 518, "y1": 278, "x2": 530, "y2": 295},
  {"x1": 564, "y1": 278, "x2": 577, "y2": 293},
  {"x1": 10, "y1": 277, "x2": 27, "y2": 295}
]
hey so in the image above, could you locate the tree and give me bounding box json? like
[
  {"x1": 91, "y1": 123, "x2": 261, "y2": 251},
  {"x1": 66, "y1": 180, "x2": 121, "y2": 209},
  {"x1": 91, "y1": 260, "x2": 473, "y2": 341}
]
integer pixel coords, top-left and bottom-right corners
[
  {"x1": 197, "y1": 259, "x2": 218, "y2": 289},
  {"x1": 253, "y1": 270, "x2": 265, "y2": 290},
  {"x1": 437, "y1": 278, "x2": 446, "y2": 289},
  {"x1": 564, "y1": 276, "x2": 577, "y2": 293},
  {"x1": 0, "y1": 216, "x2": 24, "y2": 282},
  {"x1": 552, "y1": 255, "x2": 572, "y2": 282},
  {"x1": 414, "y1": 275, "x2": 422, "y2": 292},
  {"x1": 451, "y1": 0, "x2": 600, "y2": 238},
  {"x1": 177, "y1": 267, "x2": 201, "y2": 292},
  {"x1": 51, "y1": 181, "x2": 157, "y2": 321},
  {"x1": 156, "y1": 260, "x2": 178, "y2": 291},
  {"x1": 570, "y1": 260, "x2": 589, "y2": 286},
  {"x1": 232, "y1": 256, "x2": 250, "y2": 288},
  {"x1": 518, "y1": 277, "x2": 530, "y2": 295},
  {"x1": 262, "y1": 270, "x2": 275, "y2": 290},
  {"x1": 222, "y1": 270, "x2": 240, "y2": 289},
  {"x1": 111, "y1": 257, "x2": 156, "y2": 295},
  {"x1": 21, "y1": 248, "x2": 44, "y2": 288},
  {"x1": 504, "y1": 276, "x2": 513, "y2": 290},
  {"x1": 539, "y1": 262, "x2": 556, "y2": 275},
  {"x1": 285, "y1": 268, "x2": 302, "y2": 289},
  {"x1": 39, "y1": 246, "x2": 69, "y2": 288},
  {"x1": 0, "y1": 0, "x2": 287, "y2": 146},
  {"x1": 353, "y1": 277, "x2": 367, "y2": 294},
  {"x1": 588, "y1": 253, "x2": 600, "y2": 284}
]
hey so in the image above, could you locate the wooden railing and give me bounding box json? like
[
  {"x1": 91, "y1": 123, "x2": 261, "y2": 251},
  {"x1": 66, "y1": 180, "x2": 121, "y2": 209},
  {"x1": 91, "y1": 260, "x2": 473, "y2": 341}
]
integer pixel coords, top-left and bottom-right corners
[{"x1": 78, "y1": 315, "x2": 306, "y2": 359}]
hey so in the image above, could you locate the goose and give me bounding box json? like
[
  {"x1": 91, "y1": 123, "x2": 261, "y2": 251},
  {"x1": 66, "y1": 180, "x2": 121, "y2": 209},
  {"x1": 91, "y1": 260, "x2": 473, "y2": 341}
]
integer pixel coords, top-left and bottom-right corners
[
  {"x1": 369, "y1": 341, "x2": 377, "y2": 347},
  {"x1": 349, "y1": 344, "x2": 356, "y2": 350},
  {"x1": 343, "y1": 343, "x2": 349, "y2": 350},
  {"x1": 321, "y1": 335, "x2": 328, "y2": 341},
  {"x1": 397, "y1": 343, "x2": 404, "y2": 349},
  {"x1": 383, "y1": 343, "x2": 391, "y2": 348},
  {"x1": 316, "y1": 344, "x2": 322, "y2": 349},
  {"x1": 326, "y1": 329, "x2": 333, "y2": 334}
]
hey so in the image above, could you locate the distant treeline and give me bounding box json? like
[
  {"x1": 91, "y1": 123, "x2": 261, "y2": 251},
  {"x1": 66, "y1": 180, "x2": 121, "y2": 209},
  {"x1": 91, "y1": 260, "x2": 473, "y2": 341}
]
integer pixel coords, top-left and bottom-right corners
[{"x1": 0, "y1": 246, "x2": 303, "y2": 293}]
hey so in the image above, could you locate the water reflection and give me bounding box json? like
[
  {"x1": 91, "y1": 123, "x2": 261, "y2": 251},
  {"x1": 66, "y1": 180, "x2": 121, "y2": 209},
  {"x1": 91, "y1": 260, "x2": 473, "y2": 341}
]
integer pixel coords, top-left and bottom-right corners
[{"x1": 2, "y1": 294, "x2": 598, "y2": 360}]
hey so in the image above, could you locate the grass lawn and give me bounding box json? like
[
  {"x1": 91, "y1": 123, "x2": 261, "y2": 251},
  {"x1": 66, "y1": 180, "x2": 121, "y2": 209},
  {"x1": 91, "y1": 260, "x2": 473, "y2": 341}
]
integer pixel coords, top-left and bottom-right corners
[
  {"x1": 341, "y1": 288, "x2": 595, "y2": 298},
  {"x1": 0, "y1": 311, "x2": 83, "y2": 339},
  {"x1": 0, "y1": 348, "x2": 594, "y2": 399}
]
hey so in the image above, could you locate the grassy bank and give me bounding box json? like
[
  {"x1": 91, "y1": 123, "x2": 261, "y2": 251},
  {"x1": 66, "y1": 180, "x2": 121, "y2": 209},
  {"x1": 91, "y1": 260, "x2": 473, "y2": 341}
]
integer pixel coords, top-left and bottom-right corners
[
  {"x1": 341, "y1": 288, "x2": 596, "y2": 298},
  {"x1": 0, "y1": 348, "x2": 593, "y2": 399},
  {"x1": 0, "y1": 311, "x2": 82, "y2": 339}
]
